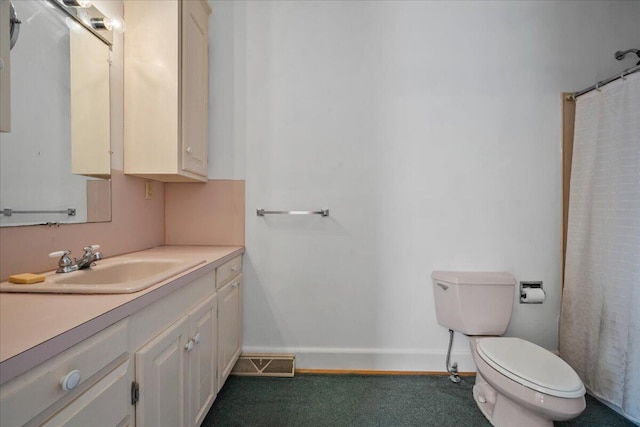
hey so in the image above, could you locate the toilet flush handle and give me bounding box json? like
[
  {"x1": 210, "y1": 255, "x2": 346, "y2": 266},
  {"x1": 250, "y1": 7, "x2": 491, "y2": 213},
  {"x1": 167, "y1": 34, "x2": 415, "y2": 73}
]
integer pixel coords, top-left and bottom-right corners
[{"x1": 437, "y1": 282, "x2": 449, "y2": 291}]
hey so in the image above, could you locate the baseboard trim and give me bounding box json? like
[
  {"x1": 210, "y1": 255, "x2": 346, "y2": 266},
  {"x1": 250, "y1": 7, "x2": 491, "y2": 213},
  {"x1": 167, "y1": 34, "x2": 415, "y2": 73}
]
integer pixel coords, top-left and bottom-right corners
[
  {"x1": 242, "y1": 346, "x2": 477, "y2": 372},
  {"x1": 296, "y1": 369, "x2": 475, "y2": 376}
]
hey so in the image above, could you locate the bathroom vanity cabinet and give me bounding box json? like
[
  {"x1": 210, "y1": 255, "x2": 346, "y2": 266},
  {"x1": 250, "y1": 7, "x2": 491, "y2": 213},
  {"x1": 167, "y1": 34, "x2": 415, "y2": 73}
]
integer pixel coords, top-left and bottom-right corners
[
  {"x1": 133, "y1": 275, "x2": 218, "y2": 427},
  {"x1": 132, "y1": 255, "x2": 242, "y2": 427},
  {"x1": 216, "y1": 257, "x2": 243, "y2": 392},
  {"x1": 0, "y1": 319, "x2": 132, "y2": 427},
  {"x1": 0, "y1": 248, "x2": 243, "y2": 427},
  {"x1": 124, "y1": 0, "x2": 211, "y2": 182}
]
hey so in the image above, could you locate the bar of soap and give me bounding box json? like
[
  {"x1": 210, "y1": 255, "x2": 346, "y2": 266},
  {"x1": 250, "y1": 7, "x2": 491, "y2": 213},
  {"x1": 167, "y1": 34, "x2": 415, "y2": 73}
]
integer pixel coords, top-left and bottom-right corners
[{"x1": 8, "y1": 273, "x2": 46, "y2": 284}]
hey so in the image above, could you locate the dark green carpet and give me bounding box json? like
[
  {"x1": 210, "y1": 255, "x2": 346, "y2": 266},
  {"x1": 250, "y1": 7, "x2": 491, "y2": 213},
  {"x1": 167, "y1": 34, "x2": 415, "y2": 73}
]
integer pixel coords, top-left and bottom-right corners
[{"x1": 203, "y1": 374, "x2": 636, "y2": 427}]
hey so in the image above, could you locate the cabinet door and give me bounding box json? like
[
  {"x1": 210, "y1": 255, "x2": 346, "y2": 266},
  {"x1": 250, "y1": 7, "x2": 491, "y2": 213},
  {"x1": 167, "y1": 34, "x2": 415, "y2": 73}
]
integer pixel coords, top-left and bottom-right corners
[
  {"x1": 180, "y1": 0, "x2": 209, "y2": 177},
  {"x1": 123, "y1": 0, "x2": 180, "y2": 178},
  {"x1": 41, "y1": 360, "x2": 132, "y2": 427},
  {"x1": 188, "y1": 293, "x2": 217, "y2": 427},
  {"x1": 70, "y1": 29, "x2": 111, "y2": 178},
  {"x1": 218, "y1": 276, "x2": 242, "y2": 392},
  {"x1": 136, "y1": 315, "x2": 190, "y2": 427}
]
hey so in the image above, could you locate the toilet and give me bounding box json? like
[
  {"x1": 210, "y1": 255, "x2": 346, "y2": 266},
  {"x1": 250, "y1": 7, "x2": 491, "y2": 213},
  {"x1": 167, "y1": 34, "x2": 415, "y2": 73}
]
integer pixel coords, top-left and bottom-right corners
[{"x1": 431, "y1": 271, "x2": 586, "y2": 427}]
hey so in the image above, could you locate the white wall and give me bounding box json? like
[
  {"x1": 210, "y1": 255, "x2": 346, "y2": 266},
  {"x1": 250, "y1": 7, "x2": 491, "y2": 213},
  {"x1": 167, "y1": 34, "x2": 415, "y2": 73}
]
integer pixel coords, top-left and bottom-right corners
[{"x1": 209, "y1": 0, "x2": 640, "y2": 371}]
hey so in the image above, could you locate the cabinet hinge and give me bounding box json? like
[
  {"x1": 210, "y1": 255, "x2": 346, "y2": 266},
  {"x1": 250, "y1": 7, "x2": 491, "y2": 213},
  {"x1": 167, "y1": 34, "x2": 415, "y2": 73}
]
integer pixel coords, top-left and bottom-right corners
[{"x1": 131, "y1": 381, "x2": 140, "y2": 405}]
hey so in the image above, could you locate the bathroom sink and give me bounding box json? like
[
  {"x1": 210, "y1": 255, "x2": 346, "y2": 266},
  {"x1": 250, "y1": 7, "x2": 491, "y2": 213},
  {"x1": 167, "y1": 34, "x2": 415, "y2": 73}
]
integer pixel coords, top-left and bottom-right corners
[
  {"x1": 0, "y1": 258, "x2": 206, "y2": 294},
  {"x1": 53, "y1": 260, "x2": 186, "y2": 285}
]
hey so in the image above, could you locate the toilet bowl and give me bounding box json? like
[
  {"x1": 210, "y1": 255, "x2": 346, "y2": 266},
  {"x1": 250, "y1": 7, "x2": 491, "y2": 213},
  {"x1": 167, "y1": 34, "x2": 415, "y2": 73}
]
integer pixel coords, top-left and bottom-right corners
[
  {"x1": 431, "y1": 271, "x2": 586, "y2": 427},
  {"x1": 470, "y1": 336, "x2": 585, "y2": 427}
]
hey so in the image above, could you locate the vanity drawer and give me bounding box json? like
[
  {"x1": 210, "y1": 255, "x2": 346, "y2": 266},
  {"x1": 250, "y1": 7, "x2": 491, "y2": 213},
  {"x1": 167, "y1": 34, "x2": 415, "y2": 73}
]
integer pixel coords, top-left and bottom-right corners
[
  {"x1": 0, "y1": 319, "x2": 129, "y2": 427},
  {"x1": 216, "y1": 255, "x2": 242, "y2": 288},
  {"x1": 41, "y1": 359, "x2": 131, "y2": 427}
]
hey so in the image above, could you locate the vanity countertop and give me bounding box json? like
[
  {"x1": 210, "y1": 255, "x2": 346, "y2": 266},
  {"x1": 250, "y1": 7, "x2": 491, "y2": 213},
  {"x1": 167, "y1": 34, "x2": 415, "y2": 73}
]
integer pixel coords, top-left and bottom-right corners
[{"x1": 0, "y1": 245, "x2": 244, "y2": 385}]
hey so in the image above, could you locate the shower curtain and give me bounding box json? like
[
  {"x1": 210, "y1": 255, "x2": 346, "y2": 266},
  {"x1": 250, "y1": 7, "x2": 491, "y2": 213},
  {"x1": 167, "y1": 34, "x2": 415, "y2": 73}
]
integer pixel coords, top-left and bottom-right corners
[{"x1": 560, "y1": 72, "x2": 640, "y2": 423}]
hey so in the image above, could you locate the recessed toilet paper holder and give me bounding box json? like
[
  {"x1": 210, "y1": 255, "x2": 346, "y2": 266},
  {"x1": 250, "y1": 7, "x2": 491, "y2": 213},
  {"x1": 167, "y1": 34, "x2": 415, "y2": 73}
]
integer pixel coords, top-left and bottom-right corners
[{"x1": 520, "y1": 281, "x2": 544, "y2": 304}]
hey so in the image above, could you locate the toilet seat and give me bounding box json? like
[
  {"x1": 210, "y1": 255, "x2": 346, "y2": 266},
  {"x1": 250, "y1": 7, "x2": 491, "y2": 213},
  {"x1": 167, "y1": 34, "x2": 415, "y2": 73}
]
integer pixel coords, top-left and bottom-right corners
[{"x1": 476, "y1": 337, "x2": 585, "y2": 398}]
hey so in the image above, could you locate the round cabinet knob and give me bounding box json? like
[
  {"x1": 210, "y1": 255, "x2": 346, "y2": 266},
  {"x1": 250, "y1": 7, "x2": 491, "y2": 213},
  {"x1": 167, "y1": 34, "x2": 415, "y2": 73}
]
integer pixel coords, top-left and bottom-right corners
[
  {"x1": 185, "y1": 339, "x2": 194, "y2": 352},
  {"x1": 186, "y1": 146, "x2": 193, "y2": 154},
  {"x1": 193, "y1": 333, "x2": 201, "y2": 344},
  {"x1": 231, "y1": 266, "x2": 238, "y2": 272},
  {"x1": 60, "y1": 370, "x2": 81, "y2": 391}
]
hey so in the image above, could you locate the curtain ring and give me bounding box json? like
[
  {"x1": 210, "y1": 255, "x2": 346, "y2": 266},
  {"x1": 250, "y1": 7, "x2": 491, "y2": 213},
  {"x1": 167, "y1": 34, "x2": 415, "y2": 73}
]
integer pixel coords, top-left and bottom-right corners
[
  {"x1": 621, "y1": 71, "x2": 627, "y2": 80},
  {"x1": 595, "y1": 81, "x2": 602, "y2": 91}
]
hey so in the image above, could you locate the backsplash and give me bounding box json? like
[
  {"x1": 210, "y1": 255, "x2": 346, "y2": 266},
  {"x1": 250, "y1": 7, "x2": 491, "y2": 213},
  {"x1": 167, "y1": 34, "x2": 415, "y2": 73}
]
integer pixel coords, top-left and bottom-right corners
[
  {"x1": 0, "y1": 170, "x2": 164, "y2": 280},
  {"x1": 164, "y1": 180, "x2": 245, "y2": 246},
  {"x1": 0, "y1": 172, "x2": 246, "y2": 281}
]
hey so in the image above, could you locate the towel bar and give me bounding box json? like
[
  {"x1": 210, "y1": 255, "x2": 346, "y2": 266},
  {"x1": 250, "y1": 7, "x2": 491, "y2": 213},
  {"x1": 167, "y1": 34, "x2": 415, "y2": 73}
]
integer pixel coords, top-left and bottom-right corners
[
  {"x1": 256, "y1": 209, "x2": 329, "y2": 217},
  {"x1": 2, "y1": 208, "x2": 76, "y2": 216}
]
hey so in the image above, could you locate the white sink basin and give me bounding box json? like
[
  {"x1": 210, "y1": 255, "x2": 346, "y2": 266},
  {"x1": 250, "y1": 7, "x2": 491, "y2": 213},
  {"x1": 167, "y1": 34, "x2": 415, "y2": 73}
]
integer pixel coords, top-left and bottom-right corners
[
  {"x1": 53, "y1": 260, "x2": 185, "y2": 285},
  {"x1": 0, "y1": 258, "x2": 206, "y2": 294}
]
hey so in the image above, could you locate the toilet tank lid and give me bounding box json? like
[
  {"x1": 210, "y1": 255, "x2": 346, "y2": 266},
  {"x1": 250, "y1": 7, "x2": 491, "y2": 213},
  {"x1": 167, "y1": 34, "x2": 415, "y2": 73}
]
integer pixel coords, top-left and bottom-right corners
[{"x1": 431, "y1": 271, "x2": 515, "y2": 286}]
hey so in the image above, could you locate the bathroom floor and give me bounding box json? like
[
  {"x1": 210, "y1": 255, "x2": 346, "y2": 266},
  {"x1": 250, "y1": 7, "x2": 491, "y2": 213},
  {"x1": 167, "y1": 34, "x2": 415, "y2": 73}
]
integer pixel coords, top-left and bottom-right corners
[{"x1": 203, "y1": 374, "x2": 635, "y2": 426}]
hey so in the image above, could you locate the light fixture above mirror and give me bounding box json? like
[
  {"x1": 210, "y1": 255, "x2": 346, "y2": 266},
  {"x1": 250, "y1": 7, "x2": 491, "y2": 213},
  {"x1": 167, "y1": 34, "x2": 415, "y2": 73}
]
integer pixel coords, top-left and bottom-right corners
[
  {"x1": 90, "y1": 17, "x2": 111, "y2": 31},
  {"x1": 61, "y1": 0, "x2": 92, "y2": 8},
  {"x1": 50, "y1": 0, "x2": 118, "y2": 46},
  {"x1": 9, "y1": 3, "x2": 21, "y2": 50}
]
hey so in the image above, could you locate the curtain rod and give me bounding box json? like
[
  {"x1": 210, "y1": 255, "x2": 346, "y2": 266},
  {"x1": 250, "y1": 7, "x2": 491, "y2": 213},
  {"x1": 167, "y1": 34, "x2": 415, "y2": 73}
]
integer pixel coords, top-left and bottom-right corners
[{"x1": 568, "y1": 64, "x2": 640, "y2": 101}]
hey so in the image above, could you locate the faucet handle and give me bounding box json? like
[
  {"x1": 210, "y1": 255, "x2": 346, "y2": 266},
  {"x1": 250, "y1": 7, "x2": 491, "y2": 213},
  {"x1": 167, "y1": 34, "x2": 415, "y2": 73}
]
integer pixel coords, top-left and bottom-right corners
[
  {"x1": 82, "y1": 245, "x2": 103, "y2": 265},
  {"x1": 83, "y1": 245, "x2": 100, "y2": 253},
  {"x1": 49, "y1": 250, "x2": 71, "y2": 260},
  {"x1": 49, "y1": 250, "x2": 75, "y2": 271}
]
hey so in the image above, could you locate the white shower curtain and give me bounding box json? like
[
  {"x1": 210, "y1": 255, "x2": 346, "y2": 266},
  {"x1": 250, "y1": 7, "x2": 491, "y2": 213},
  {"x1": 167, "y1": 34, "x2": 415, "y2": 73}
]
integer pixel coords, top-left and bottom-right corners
[{"x1": 560, "y1": 72, "x2": 640, "y2": 423}]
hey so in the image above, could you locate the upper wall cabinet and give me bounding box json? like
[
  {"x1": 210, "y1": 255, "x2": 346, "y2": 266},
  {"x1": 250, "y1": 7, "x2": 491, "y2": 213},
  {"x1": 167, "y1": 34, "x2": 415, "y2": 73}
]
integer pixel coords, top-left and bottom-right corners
[{"x1": 124, "y1": 0, "x2": 211, "y2": 182}]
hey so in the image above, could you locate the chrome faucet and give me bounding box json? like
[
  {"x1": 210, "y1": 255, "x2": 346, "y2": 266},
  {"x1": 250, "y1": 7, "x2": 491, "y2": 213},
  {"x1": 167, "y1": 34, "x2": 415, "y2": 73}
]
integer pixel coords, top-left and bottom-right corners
[
  {"x1": 49, "y1": 245, "x2": 103, "y2": 273},
  {"x1": 49, "y1": 250, "x2": 78, "y2": 273},
  {"x1": 76, "y1": 245, "x2": 103, "y2": 270}
]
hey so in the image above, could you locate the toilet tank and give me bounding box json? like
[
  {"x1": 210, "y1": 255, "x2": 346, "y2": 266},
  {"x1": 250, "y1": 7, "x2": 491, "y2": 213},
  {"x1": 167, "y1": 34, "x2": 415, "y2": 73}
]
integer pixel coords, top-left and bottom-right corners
[{"x1": 432, "y1": 271, "x2": 515, "y2": 336}]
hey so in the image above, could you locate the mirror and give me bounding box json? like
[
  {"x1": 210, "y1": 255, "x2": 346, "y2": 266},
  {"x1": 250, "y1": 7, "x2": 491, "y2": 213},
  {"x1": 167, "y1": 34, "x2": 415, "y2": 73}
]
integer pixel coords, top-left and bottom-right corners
[{"x1": 0, "y1": 0, "x2": 112, "y2": 227}]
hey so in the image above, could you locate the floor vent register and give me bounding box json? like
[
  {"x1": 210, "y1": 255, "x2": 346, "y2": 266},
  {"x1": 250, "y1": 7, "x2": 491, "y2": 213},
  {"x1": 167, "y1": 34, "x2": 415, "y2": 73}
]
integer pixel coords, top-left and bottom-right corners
[{"x1": 231, "y1": 353, "x2": 295, "y2": 377}]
